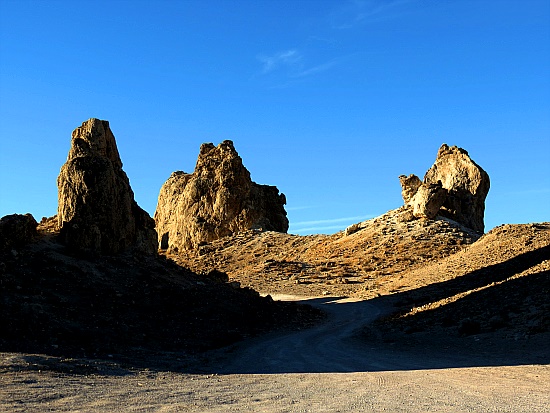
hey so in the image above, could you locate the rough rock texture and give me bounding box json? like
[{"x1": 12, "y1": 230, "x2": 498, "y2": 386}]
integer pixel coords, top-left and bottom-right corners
[
  {"x1": 424, "y1": 144, "x2": 490, "y2": 232},
  {"x1": 400, "y1": 144, "x2": 490, "y2": 232},
  {"x1": 411, "y1": 182, "x2": 448, "y2": 219},
  {"x1": 57, "y1": 119, "x2": 157, "y2": 255},
  {"x1": 0, "y1": 213, "x2": 38, "y2": 251},
  {"x1": 399, "y1": 174, "x2": 422, "y2": 205},
  {"x1": 155, "y1": 140, "x2": 288, "y2": 250},
  {"x1": 172, "y1": 206, "x2": 481, "y2": 299}
]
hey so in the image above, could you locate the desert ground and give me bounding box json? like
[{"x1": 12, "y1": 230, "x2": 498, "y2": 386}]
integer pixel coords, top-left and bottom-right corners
[{"x1": 1, "y1": 214, "x2": 549, "y2": 412}]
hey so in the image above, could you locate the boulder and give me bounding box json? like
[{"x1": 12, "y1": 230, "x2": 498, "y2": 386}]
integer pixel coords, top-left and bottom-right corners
[
  {"x1": 399, "y1": 144, "x2": 490, "y2": 232},
  {"x1": 411, "y1": 182, "x2": 447, "y2": 219},
  {"x1": 57, "y1": 118, "x2": 157, "y2": 255},
  {"x1": 155, "y1": 140, "x2": 288, "y2": 250},
  {"x1": 0, "y1": 213, "x2": 38, "y2": 251},
  {"x1": 399, "y1": 174, "x2": 422, "y2": 205},
  {"x1": 424, "y1": 144, "x2": 490, "y2": 232}
]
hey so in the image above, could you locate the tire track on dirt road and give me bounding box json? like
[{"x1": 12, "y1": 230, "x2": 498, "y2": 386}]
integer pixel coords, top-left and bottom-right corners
[{"x1": 214, "y1": 295, "x2": 416, "y2": 374}]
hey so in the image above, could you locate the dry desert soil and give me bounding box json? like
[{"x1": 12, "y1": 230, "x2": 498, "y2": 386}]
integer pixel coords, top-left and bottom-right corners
[{"x1": 1, "y1": 211, "x2": 549, "y2": 412}]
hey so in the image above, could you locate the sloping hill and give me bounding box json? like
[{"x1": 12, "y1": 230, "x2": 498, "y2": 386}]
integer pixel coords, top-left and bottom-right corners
[
  {"x1": 0, "y1": 221, "x2": 321, "y2": 364},
  {"x1": 172, "y1": 206, "x2": 480, "y2": 298},
  {"x1": 172, "y1": 209, "x2": 549, "y2": 350},
  {"x1": 373, "y1": 222, "x2": 550, "y2": 341}
]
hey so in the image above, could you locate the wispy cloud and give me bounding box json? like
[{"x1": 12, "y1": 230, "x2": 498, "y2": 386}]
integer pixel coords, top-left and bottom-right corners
[
  {"x1": 290, "y1": 224, "x2": 356, "y2": 234},
  {"x1": 330, "y1": 0, "x2": 415, "y2": 29},
  {"x1": 256, "y1": 50, "x2": 347, "y2": 83},
  {"x1": 286, "y1": 205, "x2": 317, "y2": 211},
  {"x1": 292, "y1": 215, "x2": 373, "y2": 227},
  {"x1": 293, "y1": 58, "x2": 341, "y2": 78},
  {"x1": 257, "y1": 49, "x2": 303, "y2": 74},
  {"x1": 290, "y1": 214, "x2": 375, "y2": 234}
]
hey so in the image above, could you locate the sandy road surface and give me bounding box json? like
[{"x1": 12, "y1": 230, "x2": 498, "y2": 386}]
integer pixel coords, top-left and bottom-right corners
[{"x1": 1, "y1": 295, "x2": 549, "y2": 412}]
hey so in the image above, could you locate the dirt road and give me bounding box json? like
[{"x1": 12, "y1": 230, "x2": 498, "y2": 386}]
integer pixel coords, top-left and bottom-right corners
[
  {"x1": 1, "y1": 295, "x2": 549, "y2": 412},
  {"x1": 214, "y1": 294, "x2": 429, "y2": 374}
]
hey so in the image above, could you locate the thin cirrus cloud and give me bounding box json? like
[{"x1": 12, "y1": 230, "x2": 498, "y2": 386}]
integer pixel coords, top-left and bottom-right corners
[
  {"x1": 256, "y1": 49, "x2": 344, "y2": 79},
  {"x1": 257, "y1": 49, "x2": 303, "y2": 74},
  {"x1": 290, "y1": 214, "x2": 374, "y2": 234},
  {"x1": 330, "y1": 0, "x2": 414, "y2": 29}
]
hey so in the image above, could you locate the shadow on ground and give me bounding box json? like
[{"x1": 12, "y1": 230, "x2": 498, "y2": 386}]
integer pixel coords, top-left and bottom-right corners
[
  {"x1": 2, "y1": 246, "x2": 548, "y2": 376},
  {"x1": 206, "y1": 244, "x2": 550, "y2": 374}
]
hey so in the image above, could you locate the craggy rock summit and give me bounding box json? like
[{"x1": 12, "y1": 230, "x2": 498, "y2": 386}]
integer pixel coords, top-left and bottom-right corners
[
  {"x1": 155, "y1": 140, "x2": 288, "y2": 250},
  {"x1": 399, "y1": 144, "x2": 490, "y2": 232},
  {"x1": 57, "y1": 119, "x2": 157, "y2": 255}
]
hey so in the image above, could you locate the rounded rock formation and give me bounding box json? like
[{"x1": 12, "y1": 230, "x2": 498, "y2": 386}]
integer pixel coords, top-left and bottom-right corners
[
  {"x1": 0, "y1": 213, "x2": 38, "y2": 251},
  {"x1": 399, "y1": 144, "x2": 490, "y2": 232},
  {"x1": 410, "y1": 182, "x2": 447, "y2": 219},
  {"x1": 424, "y1": 144, "x2": 490, "y2": 232}
]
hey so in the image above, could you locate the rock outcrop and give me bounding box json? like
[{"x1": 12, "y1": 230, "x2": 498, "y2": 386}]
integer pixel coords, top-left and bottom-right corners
[
  {"x1": 0, "y1": 213, "x2": 38, "y2": 251},
  {"x1": 57, "y1": 118, "x2": 157, "y2": 255},
  {"x1": 155, "y1": 140, "x2": 288, "y2": 250},
  {"x1": 410, "y1": 182, "x2": 447, "y2": 219},
  {"x1": 398, "y1": 174, "x2": 422, "y2": 205},
  {"x1": 399, "y1": 144, "x2": 490, "y2": 232}
]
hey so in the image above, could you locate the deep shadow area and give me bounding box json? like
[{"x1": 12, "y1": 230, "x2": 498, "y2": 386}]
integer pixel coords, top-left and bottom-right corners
[
  {"x1": 1, "y1": 235, "x2": 548, "y2": 375},
  {"x1": 0, "y1": 235, "x2": 322, "y2": 374},
  {"x1": 208, "y1": 245, "x2": 550, "y2": 374},
  {"x1": 365, "y1": 269, "x2": 549, "y2": 363},
  {"x1": 207, "y1": 293, "x2": 548, "y2": 375},
  {"x1": 388, "y1": 244, "x2": 550, "y2": 310}
]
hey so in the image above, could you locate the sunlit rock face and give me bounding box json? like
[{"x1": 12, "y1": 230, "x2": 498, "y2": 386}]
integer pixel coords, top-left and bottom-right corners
[
  {"x1": 399, "y1": 144, "x2": 490, "y2": 232},
  {"x1": 57, "y1": 118, "x2": 157, "y2": 255},
  {"x1": 155, "y1": 140, "x2": 288, "y2": 250}
]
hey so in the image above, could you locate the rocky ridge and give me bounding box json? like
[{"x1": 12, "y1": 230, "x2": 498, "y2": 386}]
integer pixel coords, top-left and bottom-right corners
[
  {"x1": 171, "y1": 206, "x2": 480, "y2": 298},
  {"x1": 0, "y1": 119, "x2": 320, "y2": 361},
  {"x1": 154, "y1": 140, "x2": 288, "y2": 251},
  {"x1": 0, "y1": 214, "x2": 38, "y2": 252},
  {"x1": 366, "y1": 222, "x2": 550, "y2": 350}
]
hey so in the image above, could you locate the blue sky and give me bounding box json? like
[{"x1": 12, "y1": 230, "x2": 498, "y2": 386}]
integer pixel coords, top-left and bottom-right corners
[{"x1": 1, "y1": 0, "x2": 549, "y2": 234}]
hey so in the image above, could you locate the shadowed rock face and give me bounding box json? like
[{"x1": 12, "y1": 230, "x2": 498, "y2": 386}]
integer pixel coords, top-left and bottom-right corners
[
  {"x1": 0, "y1": 213, "x2": 38, "y2": 251},
  {"x1": 155, "y1": 140, "x2": 288, "y2": 250},
  {"x1": 57, "y1": 119, "x2": 157, "y2": 255},
  {"x1": 399, "y1": 144, "x2": 490, "y2": 232}
]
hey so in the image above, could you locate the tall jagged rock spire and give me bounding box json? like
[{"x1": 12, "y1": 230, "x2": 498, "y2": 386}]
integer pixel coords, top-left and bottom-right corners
[
  {"x1": 57, "y1": 118, "x2": 157, "y2": 254},
  {"x1": 155, "y1": 140, "x2": 288, "y2": 250}
]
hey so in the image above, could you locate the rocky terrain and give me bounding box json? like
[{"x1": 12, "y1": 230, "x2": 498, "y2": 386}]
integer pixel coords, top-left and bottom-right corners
[
  {"x1": 0, "y1": 219, "x2": 320, "y2": 364},
  {"x1": 400, "y1": 143, "x2": 490, "y2": 232},
  {"x1": 172, "y1": 206, "x2": 480, "y2": 298},
  {"x1": 365, "y1": 222, "x2": 549, "y2": 351},
  {"x1": 0, "y1": 119, "x2": 319, "y2": 364},
  {"x1": 1, "y1": 119, "x2": 548, "y2": 412}
]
